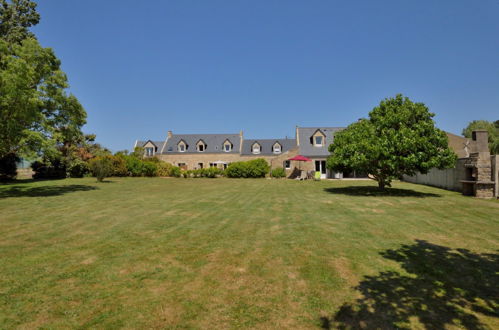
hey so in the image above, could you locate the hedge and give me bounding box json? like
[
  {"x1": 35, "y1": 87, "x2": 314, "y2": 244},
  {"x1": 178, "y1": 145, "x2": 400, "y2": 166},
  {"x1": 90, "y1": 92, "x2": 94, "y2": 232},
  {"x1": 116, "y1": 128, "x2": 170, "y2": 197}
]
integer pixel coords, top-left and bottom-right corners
[{"x1": 225, "y1": 158, "x2": 269, "y2": 178}]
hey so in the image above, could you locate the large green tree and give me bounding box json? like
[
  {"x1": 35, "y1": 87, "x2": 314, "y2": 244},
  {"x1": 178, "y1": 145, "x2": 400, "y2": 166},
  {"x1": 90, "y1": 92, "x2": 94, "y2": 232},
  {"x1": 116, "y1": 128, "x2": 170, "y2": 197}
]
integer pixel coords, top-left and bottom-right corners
[
  {"x1": 0, "y1": 0, "x2": 86, "y2": 160},
  {"x1": 461, "y1": 120, "x2": 499, "y2": 154},
  {"x1": 327, "y1": 94, "x2": 457, "y2": 189},
  {"x1": 0, "y1": 0, "x2": 39, "y2": 43}
]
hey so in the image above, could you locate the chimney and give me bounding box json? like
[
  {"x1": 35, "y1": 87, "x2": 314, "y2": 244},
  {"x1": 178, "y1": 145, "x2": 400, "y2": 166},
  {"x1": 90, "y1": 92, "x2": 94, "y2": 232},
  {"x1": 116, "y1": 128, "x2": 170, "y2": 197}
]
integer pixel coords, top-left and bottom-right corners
[
  {"x1": 167, "y1": 130, "x2": 173, "y2": 138},
  {"x1": 472, "y1": 130, "x2": 489, "y2": 153},
  {"x1": 239, "y1": 130, "x2": 244, "y2": 153}
]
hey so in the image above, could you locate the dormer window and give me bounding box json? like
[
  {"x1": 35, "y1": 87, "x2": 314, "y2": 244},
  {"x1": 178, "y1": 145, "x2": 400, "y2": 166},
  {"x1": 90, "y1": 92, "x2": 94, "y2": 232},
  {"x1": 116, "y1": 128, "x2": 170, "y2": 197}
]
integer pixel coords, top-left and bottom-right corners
[
  {"x1": 252, "y1": 142, "x2": 261, "y2": 154},
  {"x1": 145, "y1": 147, "x2": 154, "y2": 157},
  {"x1": 273, "y1": 142, "x2": 281, "y2": 154},
  {"x1": 196, "y1": 140, "x2": 206, "y2": 152},
  {"x1": 223, "y1": 140, "x2": 232, "y2": 152},
  {"x1": 178, "y1": 140, "x2": 187, "y2": 152},
  {"x1": 311, "y1": 130, "x2": 326, "y2": 147}
]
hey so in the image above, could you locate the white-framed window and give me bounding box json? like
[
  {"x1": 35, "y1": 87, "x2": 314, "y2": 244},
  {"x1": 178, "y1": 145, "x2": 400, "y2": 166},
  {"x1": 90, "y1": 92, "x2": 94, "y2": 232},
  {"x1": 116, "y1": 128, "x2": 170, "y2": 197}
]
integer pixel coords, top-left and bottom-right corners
[
  {"x1": 223, "y1": 141, "x2": 232, "y2": 152},
  {"x1": 178, "y1": 141, "x2": 186, "y2": 152},
  {"x1": 314, "y1": 136, "x2": 323, "y2": 146},
  {"x1": 197, "y1": 162, "x2": 204, "y2": 169},
  {"x1": 178, "y1": 162, "x2": 187, "y2": 169},
  {"x1": 273, "y1": 143, "x2": 281, "y2": 154},
  {"x1": 145, "y1": 147, "x2": 154, "y2": 157},
  {"x1": 252, "y1": 143, "x2": 261, "y2": 154},
  {"x1": 284, "y1": 160, "x2": 291, "y2": 169}
]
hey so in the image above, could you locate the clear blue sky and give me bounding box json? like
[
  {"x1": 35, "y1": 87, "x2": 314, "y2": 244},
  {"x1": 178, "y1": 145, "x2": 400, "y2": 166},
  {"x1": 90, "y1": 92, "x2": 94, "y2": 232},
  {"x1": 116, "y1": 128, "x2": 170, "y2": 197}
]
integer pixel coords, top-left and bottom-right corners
[{"x1": 32, "y1": 0, "x2": 499, "y2": 152}]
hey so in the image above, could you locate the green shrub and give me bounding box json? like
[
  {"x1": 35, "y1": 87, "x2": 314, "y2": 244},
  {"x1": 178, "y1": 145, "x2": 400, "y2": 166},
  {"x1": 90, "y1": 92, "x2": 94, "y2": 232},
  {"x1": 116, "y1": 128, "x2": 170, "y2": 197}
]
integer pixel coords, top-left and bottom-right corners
[
  {"x1": 142, "y1": 161, "x2": 158, "y2": 177},
  {"x1": 247, "y1": 159, "x2": 269, "y2": 177},
  {"x1": 125, "y1": 156, "x2": 144, "y2": 177},
  {"x1": 271, "y1": 167, "x2": 286, "y2": 178},
  {"x1": 226, "y1": 158, "x2": 269, "y2": 178},
  {"x1": 110, "y1": 155, "x2": 128, "y2": 176},
  {"x1": 89, "y1": 156, "x2": 113, "y2": 182},
  {"x1": 205, "y1": 167, "x2": 224, "y2": 178},
  {"x1": 226, "y1": 162, "x2": 247, "y2": 178},
  {"x1": 68, "y1": 159, "x2": 89, "y2": 178},
  {"x1": 170, "y1": 166, "x2": 181, "y2": 177},
  {"x1": 157, "y1": 162, "x2": 181, "y2": 177},
  {"x1": 32, "y1": 157, "x2": 66, "y2": 179},
  {"x1": 0, "y1": 153, "x2": 20, "y2": 180},
  {"x1": 146, "y1": 156, "x2": 161, "y2": 163}
]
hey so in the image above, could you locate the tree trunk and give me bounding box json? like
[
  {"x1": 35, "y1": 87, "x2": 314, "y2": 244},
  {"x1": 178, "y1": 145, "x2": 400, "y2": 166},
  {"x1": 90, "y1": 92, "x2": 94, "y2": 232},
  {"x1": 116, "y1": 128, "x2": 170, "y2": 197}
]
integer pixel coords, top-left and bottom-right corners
[{"x1": 378, "y1": 179, "x2": 385, "y2": 190}]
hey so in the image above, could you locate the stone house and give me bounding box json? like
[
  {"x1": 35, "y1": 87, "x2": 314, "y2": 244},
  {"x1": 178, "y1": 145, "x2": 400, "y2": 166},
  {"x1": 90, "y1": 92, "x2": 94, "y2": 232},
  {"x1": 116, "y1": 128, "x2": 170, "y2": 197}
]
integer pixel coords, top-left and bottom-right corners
[{"x1": 134, "y1": 126, "x2": 358, "y2": 178}]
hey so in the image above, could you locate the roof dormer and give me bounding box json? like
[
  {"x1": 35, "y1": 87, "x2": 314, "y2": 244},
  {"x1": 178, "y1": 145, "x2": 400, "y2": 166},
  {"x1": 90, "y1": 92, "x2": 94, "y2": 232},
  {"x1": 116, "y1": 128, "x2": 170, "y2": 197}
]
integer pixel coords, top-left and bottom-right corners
[
  {"x1": 143, "y1": 140, "x2": 158, "y2": 157},
  {"x1": 196, "y1": 139, "x2": 207, "y2": 152},
  {"x1": 252, "y1": 142, "x2": 261, "y2": 154},
  {"x1": 177, "y1": 139, "x2": 188, "y2": 152},
  {"x1": 272, "y1": 142, "x2": 282, "y2": 154},
  {"x1": 310, "y1": 129, "x2": 326, "y2": 147},
  {"x1": 223, "y1": 139, "x2": 233, "y2": 152}
]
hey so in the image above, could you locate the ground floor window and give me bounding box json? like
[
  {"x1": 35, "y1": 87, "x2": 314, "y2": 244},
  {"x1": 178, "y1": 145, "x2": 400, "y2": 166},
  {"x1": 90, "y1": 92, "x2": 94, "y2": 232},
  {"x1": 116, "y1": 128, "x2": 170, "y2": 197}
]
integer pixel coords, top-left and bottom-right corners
[
  {"x1": 178, "y1": 163, "x2": 187, "y2": 170},
  {"x1": 197, "y1": 163, "x2": 203, "y2": 169},
  {"x1": 284, "y1": 160, "x2": 291, "y2": 169}
]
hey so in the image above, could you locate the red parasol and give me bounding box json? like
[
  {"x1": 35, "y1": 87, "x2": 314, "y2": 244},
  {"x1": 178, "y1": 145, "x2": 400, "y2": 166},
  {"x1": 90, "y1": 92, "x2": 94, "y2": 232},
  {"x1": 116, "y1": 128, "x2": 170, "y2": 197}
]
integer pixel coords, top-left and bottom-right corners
[{"x1": 288, "y1": 155, "x2": 312, "y2": 162}]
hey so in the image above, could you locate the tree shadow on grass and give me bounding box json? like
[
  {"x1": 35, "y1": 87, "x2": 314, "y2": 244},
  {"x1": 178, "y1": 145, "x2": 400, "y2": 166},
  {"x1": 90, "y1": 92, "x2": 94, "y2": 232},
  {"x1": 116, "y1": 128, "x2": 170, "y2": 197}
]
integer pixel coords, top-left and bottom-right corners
[
  {"x1": 0, "y1": 184, "x2": 98, "y2": 198},
  {"x1": 321, "y1": 240, "x2": 499, "y2": 329},
  {"x1": 324, "y1": 186, "x2": 441, "y2": 198}
]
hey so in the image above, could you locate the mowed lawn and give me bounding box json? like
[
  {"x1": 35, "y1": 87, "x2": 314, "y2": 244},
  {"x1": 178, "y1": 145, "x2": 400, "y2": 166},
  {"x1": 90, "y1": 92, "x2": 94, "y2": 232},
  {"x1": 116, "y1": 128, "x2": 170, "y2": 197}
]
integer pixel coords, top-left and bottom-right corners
[{"x1": 0, "y1": 178, "x2": 498, "y2": 329}]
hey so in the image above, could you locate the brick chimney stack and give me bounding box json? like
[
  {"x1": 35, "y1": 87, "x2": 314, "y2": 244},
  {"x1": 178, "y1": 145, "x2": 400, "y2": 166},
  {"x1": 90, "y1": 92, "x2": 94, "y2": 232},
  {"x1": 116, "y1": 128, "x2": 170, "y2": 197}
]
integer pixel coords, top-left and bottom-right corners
[{"x1": 167, "y1": 130, "x2": 173, "y2": 138}]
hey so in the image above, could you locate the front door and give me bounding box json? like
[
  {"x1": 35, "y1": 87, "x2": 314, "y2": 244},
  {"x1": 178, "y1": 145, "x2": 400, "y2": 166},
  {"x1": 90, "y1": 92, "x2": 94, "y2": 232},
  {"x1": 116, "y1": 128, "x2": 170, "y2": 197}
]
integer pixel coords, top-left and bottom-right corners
[{"x1": 315, "y1": 160, "x2": 327, "y2": 179}]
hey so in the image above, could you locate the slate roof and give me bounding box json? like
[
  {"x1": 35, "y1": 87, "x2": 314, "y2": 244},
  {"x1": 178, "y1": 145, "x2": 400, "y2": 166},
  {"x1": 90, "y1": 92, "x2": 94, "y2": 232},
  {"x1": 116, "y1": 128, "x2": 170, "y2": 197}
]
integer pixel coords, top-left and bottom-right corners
[
  {"x1": 297, "y1": 127, "x2": 345, "y2": 157},
  {"x1": 162, "y1": 134, "x2": 241, "y2": 154},
  {"x1": 445, "y1": 132, "x2": 469, "y2": 158},
  {"x1": 135, "y1": 140, "x2": 165, "y2": 152},
  {"x1": 241, "y1": 139, "x2": 297, "y2": 156}
]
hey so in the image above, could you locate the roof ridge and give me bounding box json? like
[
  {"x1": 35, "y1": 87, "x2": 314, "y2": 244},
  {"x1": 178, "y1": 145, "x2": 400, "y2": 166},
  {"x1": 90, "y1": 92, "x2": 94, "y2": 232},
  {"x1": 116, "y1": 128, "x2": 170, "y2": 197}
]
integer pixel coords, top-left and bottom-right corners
[
  {"x1": 172, "y1": 133, "x2": 239, "y2": 136},
  {"x1": 298, "y1": 126, "x2": 345, "y2": 129}
]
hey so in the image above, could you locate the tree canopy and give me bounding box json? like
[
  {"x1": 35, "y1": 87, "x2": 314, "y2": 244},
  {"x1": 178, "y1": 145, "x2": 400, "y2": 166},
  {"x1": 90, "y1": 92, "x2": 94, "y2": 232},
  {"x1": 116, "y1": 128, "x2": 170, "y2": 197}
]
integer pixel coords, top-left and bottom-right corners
[
  {"x1": 0, "y1": 0, "x2": 39, "y2": 43},
  {"x1": 327, "y1": 94, "x2": 457, "y2": 189},
  {"x1": 0, "y1": 0, "x2": 86, "y2": 159},
  {"x1": 462, "y1": 120, "x2": 499, "y2": 155}
]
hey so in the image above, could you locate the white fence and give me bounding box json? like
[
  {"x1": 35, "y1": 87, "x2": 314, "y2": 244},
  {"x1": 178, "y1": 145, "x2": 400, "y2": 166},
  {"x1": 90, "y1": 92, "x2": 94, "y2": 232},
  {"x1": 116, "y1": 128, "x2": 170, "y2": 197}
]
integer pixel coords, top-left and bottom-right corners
[{"x1": 402, "y1": 159, "x2": 467, "y2": 192}]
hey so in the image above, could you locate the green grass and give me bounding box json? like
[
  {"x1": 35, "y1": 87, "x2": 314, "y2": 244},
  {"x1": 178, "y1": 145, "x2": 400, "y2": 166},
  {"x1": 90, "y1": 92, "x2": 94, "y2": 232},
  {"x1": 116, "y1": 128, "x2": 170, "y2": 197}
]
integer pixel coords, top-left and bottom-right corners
[{"x1": 0, "y1": 177, "x2": 498, "y2": 329}]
